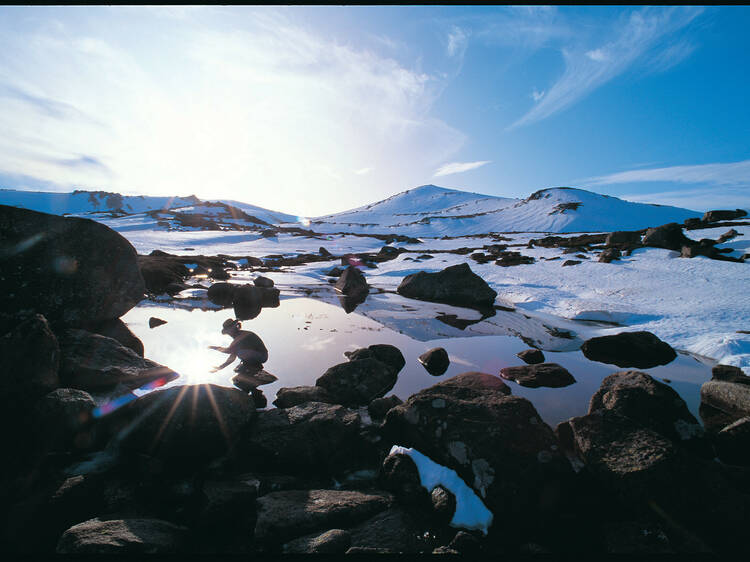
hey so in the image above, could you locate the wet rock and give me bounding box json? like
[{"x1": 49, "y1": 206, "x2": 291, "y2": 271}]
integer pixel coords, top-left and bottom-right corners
[
  {"x1": 368, "y1": 395, "x2": 403, "y2": 421},
  {"x1": 207, "y1": 282, "x2": 236, "y2": 306},
  {"x1": 397, "y1": 263, "x2": 497, "y2": 307},
  {"x1": 702, "y1": 209, "x2": 748, "y2": 223},
  {"x1": 382, "y1": 372, "x2": 569, "y2": 532},
  {"x1": 56, "y1": 518, "x2": 188, "y2": 554},
  {"x1": 418, "y1": 347, "x2": 450, "y2": 376},
  {"x1": 605, "y1": 231, "x2": 642, "y2": 246},
  {"x1": 0, "y1": 205, "x2": 145, "y2": 325},
  {"x1": 254, "y1": 489, "x2": 392, "y2": 545},
  {"x1": 149, "y1": 317, "x2": 167, "y2": 329},
  {"x1": 242, "y1": 402, "x2": 364, "y2": 474},
  {"x1": 0, "y1": 313, "x2": 59, "y2": 405},
  {"x1": 334, "y1": 265, "x2": 369, "y2": 297},
  {"x1": 581, "y1": 331, "x2": 677, "y2": 369},
  {"x1": 589, "y1": 371, "x2": 710, "y2": 457},
  {"x1": 516, "y1": 349, "x2": 545, "y2": 364},
  {"x1": 33, "y1": 388, "x2": 97, "y2": 454},
  {"x1": 717, "y1": 228, "x2": 741, "y2": 243},
  {"x1": 499, "y1": 363, "x2": 576, "y2": 389},
  {"x1": 598, "y1": 248, "x2": 621, "y2": 263},
  {"x1": 283, "y1": 528, "x2": 352, "y2": 554},
  {"x1": 348, "y1": 507, "x2": 420, "y2": 553},
  {"x1": 345, "y1": 344, "x2": 406, "y2": 374},
  {"x1": 430, "y1": 486, "x2": 456, "y2": 526},
  {"x1": 700, "y1": 380, "x2": 750, "y2": 424},
  {"x1": 118, "y1": 384, "x2": 255, "y2": 463},
  {"x1": 87, "y1": 318, "x2": 144, "y2": 356},
  {"x1": 715, "y1": 417, "x2": 750, "y2": 466},
  {"x1": 253, "y1": 276, "x2": 274, "y2": 288},
  {"x1": 641, "y1": 223, "x2": 692, "y2": 251},
  {"x1": 272, "y1": 385, "x2": 335, "y2": 408},
  {"x1": 562, "y1": 259, "x2": 581, "y2": 267},
  {"x1": 317, "y1": 352, "x2": 402, "y2": 407},
  {"x1": 58, "y1": 329, "x2": 177, "y2": 392}
]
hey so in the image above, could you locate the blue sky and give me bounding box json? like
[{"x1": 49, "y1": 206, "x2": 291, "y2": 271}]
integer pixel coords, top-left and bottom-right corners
[{"x1": 0, "y1": 6, "x2": 748, "y2": 216}]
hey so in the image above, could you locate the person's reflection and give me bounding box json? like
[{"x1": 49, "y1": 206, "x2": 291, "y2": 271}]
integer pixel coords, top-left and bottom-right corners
[{"x1": 209, "y1": 318, "x2": 272, "y2": 407}]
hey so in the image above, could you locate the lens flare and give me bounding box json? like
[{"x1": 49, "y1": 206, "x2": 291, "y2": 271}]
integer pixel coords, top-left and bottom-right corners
[{"x1": 92, "y1": 376, "x2": 172, "y2": 418}]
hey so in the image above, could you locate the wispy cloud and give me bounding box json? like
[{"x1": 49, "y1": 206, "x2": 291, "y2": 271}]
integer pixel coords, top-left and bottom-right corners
[
  {"x1": 509, "y1": 7, "x2": 703, "y2": 129},
  {"x1": 447, "y1": 26, "x2": 468, "y2": 58},
  {"x1": 434, "y1": 160, "x2": 490, "y2": 177},
  {"x1": 585, "y1": 159, "x2": 750, "y2": 188},
  {"x1": 354, "y1": 167, "x2": 373, "y2": 176}
]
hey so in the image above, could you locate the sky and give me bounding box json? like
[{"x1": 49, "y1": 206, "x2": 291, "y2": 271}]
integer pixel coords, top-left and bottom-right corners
[{"x1": 0, "y1": 5, "x2": 748, "y2": 216}]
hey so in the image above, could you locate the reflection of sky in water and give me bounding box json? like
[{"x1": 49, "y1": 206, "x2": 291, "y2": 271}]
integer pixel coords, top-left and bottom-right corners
[{"x1": 121, "y1": 297, "x2": 712, "y2": 428}]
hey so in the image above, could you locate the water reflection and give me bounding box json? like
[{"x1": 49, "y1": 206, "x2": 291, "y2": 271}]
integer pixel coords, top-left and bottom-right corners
[{"x1": 121, "y1": 296, "x2": 712, "y2": 427}]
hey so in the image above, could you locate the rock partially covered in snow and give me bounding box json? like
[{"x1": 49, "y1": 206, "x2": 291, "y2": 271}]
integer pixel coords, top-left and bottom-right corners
[
  {"x1": 581, "y1": 331, "x2": 677, "y2": 369},
  {"x1": 499, "y1": 363, "x2": 576, "y2": 389},
  {"x1": 397, "y1": 263, "x2": 497, "y2": 308},
  {"x1": 0, "y1": 205, "x2": 145, "y2": 325},
  {"x1": 641, "y1": 223, "x2": 692, "y2": 251},
  {"x1": 702, "y1": 209, "x2": 748, "y2": 223}
]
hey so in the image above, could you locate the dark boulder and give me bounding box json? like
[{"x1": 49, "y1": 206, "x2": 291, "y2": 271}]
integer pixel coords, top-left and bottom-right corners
[
  {"x1": 148, "y1": 317, "x2": 167, "y2": 329},
  {"x1": 588, "y1": 371, "x2": 709, "y2": 457},
  {"x1": 233, "y1": 284, "x2": 261, "y2": 320},
  {"x1": 711, "y1": 364, "x2": 750, "y2": 385},
  {"x1": 254, "y1": 489, "x2": 392, "y2": 545},
  {"x1": 430, "y1": 486, "x2": 457, "y2": 526},
  {"x1": 241, "y1": 402, "x2": 365, "y2": 474},
  {"x1": 516, "y1": 349, "x2": 545, "y2": 364},
  {"x1": 495, "y1": 251, "x2": 535, "y2": 267},
  {"x1": 316, "y1": 358, "x2": 399, "y2": 407},
  {"x1": 207, "y1": 282, "x2": 236, "y2": 306},
  {"x1": 56, "y1": 518, "x2": 187, "y2": 554},
  {"x1": 273, "y1": 386, "x2": 335, "y2": 408},
  {"x1": 702, "y1": 209, "x2": 747, "y2": 223},
  {"x1": 283, "y1": 528, "x2": 352, "y2": 554},
  {"x1": 118, "y1": 384, "x2": 255, "y2": 463},
  {"x1": 138, "y1": 255, "x2": 189, "y2": 295},
  {"x1": 345, "y1": 344, "x2": 406, "y2": 375},
  {"x1": 348, "y1": 507, "x2": 420, "y2": 553},
  {"x1": 598, "y1": 248, "x2": 621, "y2": 263},
  {"x1": 418, "y1": 347, "x2": 450, "y2": 376},
  {"x1": 0, "y1": 205, "x2": 145, "y2": 325},
  {"x1": 581, "y1": 331, "x2": 677, "y2": 369},
  {"x1": 499, "y1": 363, "x2": 576, "y2": 389},
  {"x1": 86, "y1": 318, "x2": 144, "y2": 356},
  {"x1": 58, "y1": 329, "x2": 177, "y2": 392},
  {"x1": 253, "y1": 276, "x2": 274, "y2": 288},
  {"x1": 605, "y1": 231, "x2": 642, "y2": 246},
  {"x1": 368, "y1": 395, "x2": 403, "y2": 421},
  {"x1": 380, "y1": 452, "x2": 430, "y2": 507},
  {"x1": 641, "y1": 223, "x2": 691, "y2": 251},
  {"x1": 209, "y1": 267, "x2": 230, "y2": 281},
  {"x1": 397, "y1": 263, "x2": 497, "y2": 307},
  {"x1": 198, "y1": 478, "x2": 259, "y2": 528},
  {"x1": 319, "y1": 247, "x2": 333, "y2": 257},
  {"x1": 334, "y1": 265, "x2": 369, "y2": 297},
  {"x1": 715, "y1": 417, "x2": 750, "y2": 466},
  {"x1": 700, "y1": 380, "x2": 750, "y2": 423},
  {"x1": 717, "y1": 229, "x2": 741, "y2": 243},
  {"x1": 32, "y1": 388, "x2": 97, "y2": 454},
  {"x1": 325, "y1": 267, "x2": 344, "y2": 277}
]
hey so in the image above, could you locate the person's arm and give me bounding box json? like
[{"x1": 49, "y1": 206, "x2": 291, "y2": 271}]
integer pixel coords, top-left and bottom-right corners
[
  {"x1": 208, "y1": 345, "x2": 229, "y2": 353},
  {"x1": 211, "y1": 353, "x2": 237, "y2": 372}
]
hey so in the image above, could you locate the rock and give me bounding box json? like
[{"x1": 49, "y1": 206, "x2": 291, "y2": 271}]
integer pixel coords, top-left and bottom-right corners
[
  {"x1": 588, "y1": 371, "x2": 709, "y2": 457},
  {"x1": 87, "y1": 318, "x2": 144, "y2": 356},
  {"x1": 240, "y1": 256, "x2": 263, "y2": 267},
  {"x1": 684, "y1": 217, "x2": 704, "y2": 228},
  {"x1": 448, "y1": 531, "x2": 483, "y2": 555},
  {"x1": 242, "y1": 402, "x2": 364, "y2": 474},
  {"x1": 397, "y1": 263, "x2": 497, "y2": 308},
  {"x1": 149, "y1": 317, "x2": 167, "y2": 329},
  {"x1": 562, "y1": 259, "x2": 581, "y2": 267},
  {"x1": 681, "y1": 244, "x2": 719, "y2": 259},
  {"x1": 283, "y1": 528, "x2": 352, "y2": 554},
  {"x1": 138, "y1": 255, "x2": 190, "y2": 295},
  {"x1": 118, "y1": 384, "x2": 255, "y2": 463},
  {"x1": 605, "y1": 231, "x2": 642, "y2": 246},
  {"x1": 32, "y1": 388, "x2": 97, "y2": 454},
  {"x1": 334, "y1": 265, "x2": 369, "y2": 297},
  {"x1": 272, "y1": 386, "x2": 335, "y2": 408},
  {"x1": 603, "y1": 520, "x2": 673, "y2": 553},
  {"x1": 700, "y1": 380, "x2": 750, "y2": 423},
  {"x1": 379, "y1": 245, "x2": 400, "y2": 258},
  {"x1": 711, "y1": 364, "x2": 750, "y2": 385},
  {"x1": 379, "y1": 453, "x2": 430, "y2": 507},
  {"x1": 516, "y1": 349, "x2": 545, "y2": 364},
  {"x1": 316, "y1": 358, "x2": 400, "y2": 407},
  {"x1": 581, "y1": 331, "x2": 677, "y2": 369},
  {"x1": 58, "y1": 329, "x2": 177, "y2": 392},
  {"x1": 368, "y1": 395, "x2": 403, "y2": 421},
  {"x1": 382, "y1": 372, "x2": 569, "y2": 531},
  {"x1": 715, "y1": 417, "x2": 750, "y2": 465},
  {"x1": 499, "y1": 363, "x2": 576, "y2": 389},
  {"x1": 348, "y1": 507, "x2": 420, "y2": 553},
  {"x1": 206, "y1": 282, "x2": 236, "y2": 306},
  {"x1": 253, "y1": 276, "x2": 274, "y2": 288},
  {"x1": 345, "y1": 344, "x2": 406, "y2": 375},
  {"x1": 198, "y1": 479, "x2": 259, "y2": 527},
  {"x1": 0, "y1": 205, "x2": 145, "y2": 325},
  {"x1": 254, "y1": 489, "x2": 392, "y2": 544},
  {"x1": 319, "y1": 247, "x2": 333, "y2": 257},
  {"x1": 209, "y1": 268, "x2": 231, "y2": 281},
  {"x1": 702, "y1": 209, "x2": 748, "y2": 223},
  {"x1": 495, "y1": 251, "x2": 535, "y2": 267},
  {"x1": 325, "y1": 267, "x2": 344, "y2": 277},
  {"x1": 0, "y1": 314, "x2": 59, "y2": 405},
  {"x1": 233, "y1": 284, "x2": 262, "y2": 320},
  {"x1": 258, "y1": 286, "x2": 280, "y2": 308},
  {"x1": 641, "y1": 223, "x2": 692, "y2": 251},
  {"x1": 717, "y1": 229, "x2": 741, "y2": 243},
  {"x1": 418, "y1": 348, "x2": 450, "y2": 376},
  {"x1": 56, "y1": 518, "x2": 187, "y2": 553},
  {"x1": 598, "y1": 248, "x2": 621, "y2": 263},
  {"x1": 430, "y1": 486, "x2": 456, "y2": 526}
]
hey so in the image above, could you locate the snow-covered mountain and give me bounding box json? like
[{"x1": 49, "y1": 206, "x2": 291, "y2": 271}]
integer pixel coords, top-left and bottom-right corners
[{"x1": 306, "y1": 184, "x2": 701, "y2": 235}]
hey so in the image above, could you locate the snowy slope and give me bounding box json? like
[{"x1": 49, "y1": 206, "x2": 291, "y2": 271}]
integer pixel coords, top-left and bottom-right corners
[
  {"x1": 307, "y1": 185, "x2": 701, "y2": 236},
  {"x1": 211, "y1": 198, "x2": 298, "y2": 225}
]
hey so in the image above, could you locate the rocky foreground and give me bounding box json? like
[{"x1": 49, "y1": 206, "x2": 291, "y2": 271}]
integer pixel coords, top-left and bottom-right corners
[{"x1": 1, "y1": 204, "x2": 749, "y2": 554}]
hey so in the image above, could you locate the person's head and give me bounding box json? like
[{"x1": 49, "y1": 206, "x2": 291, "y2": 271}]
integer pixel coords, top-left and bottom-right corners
[{"x1": 222, "y1": 318, "x2": 241, "y2": 336}]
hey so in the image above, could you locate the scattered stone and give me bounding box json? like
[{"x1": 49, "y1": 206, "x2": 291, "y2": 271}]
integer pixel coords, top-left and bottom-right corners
[
  {"x1": 516, "y1": 349, "x2": 545, "y2": 364},
  {"x1": 702, "y1": 209, "x2": 748, "y2": 223},
  {"x1": 273, "y1": 385, "x2": 335, "y2": 408},
  {"x1": 149, "y1": 317, "x2": 167, "y2": 329},
  {"x1": 598, "y1": 248, "x2": 621, "y2": 263},
  {"x1": 397, "y1": 263, "x2": 497, "y2": 307},
  {"x1": 418, "y1": 348, "x2": 450, "y2": 376},
  {"x1": 58, "y1": 329, "x2": 177, "y2": 392},
  {"x1": 325, "y1": 267, "x2": 344, "y2": 277},
  {"x1": 715, "y1": 417, "x2": 750, "y2": 465},
  {"x1": 253, "y1": 276, "x2": 274, "y2": 288},
  {"x1": 499, "y1": 363, "x2": 576, "y2": 388},
  {"x1": 283, "y1": 528, "x2": 352, "y2": 554},
  {"x1": 0, "y1": 205, "x2": 145, "y2": 325},
  {"x1": 581, "y1": 331, "x2": 677, "y2": 369},
  {"x1": 641, "y1": 223, "x2": 692, "y2": 251},
  {"x1": 334, "y1": 265, "x2": 369, "y2": 297},
  {"x1": 368, "y1": 395, "x2": 403, "y2": 421},
  {"x1": 605, "y1": 231, "x2": 642, "y2": 246},
  {"x1": 254, "y1": 489, "x2": 392, "y2": 545},
  {"x1": 56, "y1": 518, "x2": 187, "y2": 554},
  {"x1": 495, "y1": 251, "x2": 535, "y2": 267},
  {"x1": 717, "y1": 228, "x2": 741, "y2": 243},
  {"x1": 562, "y1": 260, "x2": 581, "y2": 267}
]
